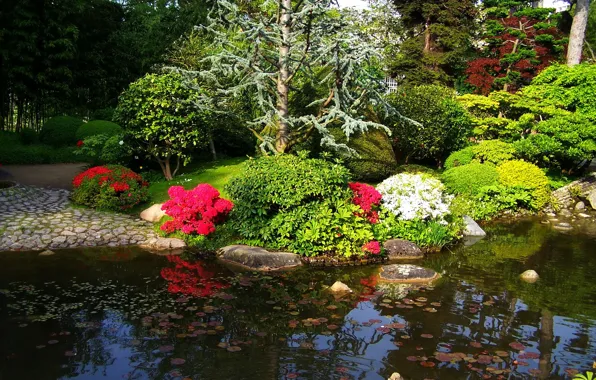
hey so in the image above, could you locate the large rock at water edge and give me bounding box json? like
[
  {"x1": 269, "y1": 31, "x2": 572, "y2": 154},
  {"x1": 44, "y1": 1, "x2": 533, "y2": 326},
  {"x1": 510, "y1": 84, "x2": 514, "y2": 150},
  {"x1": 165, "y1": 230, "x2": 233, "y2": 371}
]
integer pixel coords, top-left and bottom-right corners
[
  {"x1": 329, "y1": 281, "x2": 352, "y2": 294},
  {"x1": 217, "y1": 245, "x2": 302, "y2": 271},
  {"x1": 588, "y1": 190, "x2": 596, "y2": 211},
  {"x1": 379, "y1": 264, "x2": 439, "y2": 284},
  {"x1": 463, "y1": 216, "x2": 486, "y2": 237},
  {"x1": 383, "y1": 239, "x2": 423, "y2": 260},
  {"x1": 141, "y1": 237, "x2": 186, "y2": 250},
  {"x1": 520, "y1": 269, "x2": 539, "y2": 283},
  {"x1": 140, "y1": 204, "x2": 166, "y2": 223}
]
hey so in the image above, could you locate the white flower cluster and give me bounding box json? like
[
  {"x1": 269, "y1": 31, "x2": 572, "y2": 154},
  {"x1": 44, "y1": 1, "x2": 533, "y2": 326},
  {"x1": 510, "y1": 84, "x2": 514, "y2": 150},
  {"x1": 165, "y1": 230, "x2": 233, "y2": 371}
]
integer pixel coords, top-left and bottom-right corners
[{"x1": 377, "y1": 173, "x2": 453, "y2": 221}]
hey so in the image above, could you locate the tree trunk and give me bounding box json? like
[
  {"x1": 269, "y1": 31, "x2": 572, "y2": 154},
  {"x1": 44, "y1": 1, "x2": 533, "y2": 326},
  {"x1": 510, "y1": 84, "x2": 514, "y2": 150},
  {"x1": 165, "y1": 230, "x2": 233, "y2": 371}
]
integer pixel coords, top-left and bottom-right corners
[
  {"x1": 567, "y1": 0, "x2": 590, "y2": 66},
  {"x1": 275, "y1": 0, "x2": 292, "y2": 154},
  {"x1": 424, "y1": 17, "x2": 432, "y2": 53},
  {"x1": 208, "y1": 134, "x2": 217, "y2": 161},
  {"x1": 503, "y1": 28, "x2": 521, "y2": 92},
  {"x1": 156, "y1": 155, "x2": 173, "y2": 181}
]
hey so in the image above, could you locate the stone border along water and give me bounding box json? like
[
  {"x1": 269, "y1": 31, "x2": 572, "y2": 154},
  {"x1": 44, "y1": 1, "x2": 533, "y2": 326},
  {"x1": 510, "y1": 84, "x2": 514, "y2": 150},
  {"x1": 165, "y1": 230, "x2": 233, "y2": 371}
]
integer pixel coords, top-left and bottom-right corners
[{"x1": 0, "y1": 184, "x2": 159, "y2": 251}]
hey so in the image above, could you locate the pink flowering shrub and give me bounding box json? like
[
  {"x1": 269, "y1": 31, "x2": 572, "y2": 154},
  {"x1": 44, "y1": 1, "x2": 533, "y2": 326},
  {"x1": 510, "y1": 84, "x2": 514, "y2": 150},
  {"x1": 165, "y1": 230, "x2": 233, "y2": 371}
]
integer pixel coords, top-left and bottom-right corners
[
  {"x1": 349, "y1": 182, "x2": 382, "y2": 224},
  {"x1": 362, "y1": 240, "x2": 381, "y2": 255},
  {"x1": 160, "y1": 184, "x2": 234, "y2": 236}
]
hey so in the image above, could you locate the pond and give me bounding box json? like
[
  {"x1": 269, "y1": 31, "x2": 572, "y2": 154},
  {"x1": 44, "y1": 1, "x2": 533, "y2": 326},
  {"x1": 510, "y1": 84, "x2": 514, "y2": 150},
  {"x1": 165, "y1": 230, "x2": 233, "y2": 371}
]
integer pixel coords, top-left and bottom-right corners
[{"x1": 1, "y1": 219, "x2": 596, "y2": 379}]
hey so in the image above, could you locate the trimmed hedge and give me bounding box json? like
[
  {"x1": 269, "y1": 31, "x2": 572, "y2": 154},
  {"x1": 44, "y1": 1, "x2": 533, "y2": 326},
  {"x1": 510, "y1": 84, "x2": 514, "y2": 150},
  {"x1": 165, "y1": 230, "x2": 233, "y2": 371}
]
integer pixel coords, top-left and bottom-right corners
[
  {"x1": 76, "y1": 120, "x2": 122, "y2": 139},
  {"x1": 496, "y1": 160, "x2": 550, "y2": 210},
  {"x1": 444, "y1": 146, "x2": 475, "y2": 170},
  {"x1": 40, "y1": 116, "x2": 84, "y2": 147},
  {"x1": 473, "y1": 140, "x2": 516, "y2": 165},
  {"x1": 442, "y1": 162, "x2": 499, "y2": 195},
  {"x1": 342, "y1": 129, "x2": 397, "y2": 182}
]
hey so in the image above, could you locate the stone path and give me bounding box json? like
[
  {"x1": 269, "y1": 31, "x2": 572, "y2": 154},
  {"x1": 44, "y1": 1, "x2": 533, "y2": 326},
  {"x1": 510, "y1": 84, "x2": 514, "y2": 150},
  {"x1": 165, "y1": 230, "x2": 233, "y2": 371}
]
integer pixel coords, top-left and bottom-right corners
[{"x1": 0, "y1": 184, "x2": 159, "y2": 251}]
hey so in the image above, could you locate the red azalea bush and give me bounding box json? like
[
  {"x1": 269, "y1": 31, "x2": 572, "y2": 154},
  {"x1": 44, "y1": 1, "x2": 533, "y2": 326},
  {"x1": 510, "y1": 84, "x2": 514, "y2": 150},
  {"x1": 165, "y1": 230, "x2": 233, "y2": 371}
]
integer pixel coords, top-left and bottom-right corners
[
  {"x1": 160, "y1": 184, "x2": 233, "y2": 236},
  {"x1": 71, "y1": 165, "x2": 149, "y2": 210},
  {"x1": 349, "y1": 182, "x2": 382, "y2": 223},
  {"x1": 362, "y1": 240, "x2": 381, "y2": 255},
  {"x1": 160, "y1": 256, "x2": 229, "y2": 297}
]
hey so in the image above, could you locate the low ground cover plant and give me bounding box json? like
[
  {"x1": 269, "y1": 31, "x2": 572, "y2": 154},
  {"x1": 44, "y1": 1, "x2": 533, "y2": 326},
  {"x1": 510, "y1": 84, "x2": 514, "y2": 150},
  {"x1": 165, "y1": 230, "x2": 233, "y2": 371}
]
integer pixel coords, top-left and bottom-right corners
[{"x1": 71, "y1": 165, "x2": 149, "y2": 211}]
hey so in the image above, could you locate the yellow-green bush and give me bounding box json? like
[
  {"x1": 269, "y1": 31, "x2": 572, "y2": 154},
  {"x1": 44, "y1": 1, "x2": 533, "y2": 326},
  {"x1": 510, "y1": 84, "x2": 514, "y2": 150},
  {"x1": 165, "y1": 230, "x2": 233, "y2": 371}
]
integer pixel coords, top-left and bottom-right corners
[
  {"x1": 472, "y1": 140, "x2": 516, "y2": 165},
  {"x1": 442, "y1": 162, "x2": 499, "y2": 195},
  {"x1": 444, "y1": 146, "x2": 475, "y2": 169},
  {"x1": 496, "y1": 160, "x2": 550, "y2": 209}
]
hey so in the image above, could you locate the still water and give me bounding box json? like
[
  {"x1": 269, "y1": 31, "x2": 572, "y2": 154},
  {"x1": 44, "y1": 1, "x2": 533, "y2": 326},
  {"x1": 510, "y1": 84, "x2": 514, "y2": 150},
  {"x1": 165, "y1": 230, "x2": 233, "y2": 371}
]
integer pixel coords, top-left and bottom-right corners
[{"x1": 1, "y1": 219, "x2": 596, "y2": 379}]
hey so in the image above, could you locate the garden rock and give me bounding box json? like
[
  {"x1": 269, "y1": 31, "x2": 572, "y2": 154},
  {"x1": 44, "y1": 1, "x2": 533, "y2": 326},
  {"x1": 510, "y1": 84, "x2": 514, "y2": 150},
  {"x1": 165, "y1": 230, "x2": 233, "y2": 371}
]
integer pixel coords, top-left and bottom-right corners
[
  {"x1": 554, "y1": 222, "x2": 572, "y2": 231},
  {"x1": 383, "y1": 239, "x2": 423, "y2": 259},
  {"x1": 140, "y1": 204, "x2": 166, "y2": 223},
  {"x1": 217, "y1": 245, "x2": 302, "y2": 271},
  {"x1": 329, "y1": 281, "x2": 352, "y2": 294},
  {"x1": 388, "y1": 373, "x2": 403, "y2": 380},
  {"x1": 588, "y1": 190, "x2": 596, "y2": 210},
  {"x1": 379, "y1": 264, "x2": 439, "y2": 284},
  {"x1": 39, "y1": 250, "x2": 55, "y2": 256},
  {"x1": 463, "y1": 216, "x2": 486, "y2": 237},
  {"x1": 142, "y1": 237, "x2": 186, "y2": 250},
  {"x1": 575, "y1": 201, "x2": 586, "y2": 211},
  {"x1": 551, "y1": 173, "x2": 596, "y2": 209},
  {"x1": 559, "y1": 209, "x2": 572, "y2": 217},
  {"x1": 520, "y1": 269, "x2": 539, "y2": 283}
]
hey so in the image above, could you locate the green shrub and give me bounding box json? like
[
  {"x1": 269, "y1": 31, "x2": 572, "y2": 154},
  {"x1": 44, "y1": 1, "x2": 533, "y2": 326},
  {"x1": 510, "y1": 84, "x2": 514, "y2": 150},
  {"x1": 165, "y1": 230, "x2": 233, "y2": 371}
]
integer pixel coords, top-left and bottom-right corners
[
  {"x1": 76, "y1": 120, "x2": 123, "y2": 139},
  {"x1": 71, "y1": 165, "x2": 149, "y2": 211},
  {"x1": 395, "y1": 164, "x2": 440, "y2": 177},
  {"x1": 387, "y1": 84, "x2": 473, "y2": 166},
  {"x1": 40, "y1": 116, "x2": 84, "y2": 147},
  {"x1": 225, "y1": 153, "x2": 376, "y2": 257},
  {"x1": 442, "y1": 163, "x2": 499, "y2": 195},
  {"x1": 340, "y1": 129, "x2": 397, "y2": 182},
  {"x1": 0, "y1": 144, "x2": 82, "y2": 164},
  {"x1": 444, "y1": 146, "x2": 475, "y2": 169},
  {"x1": 0, "y1": 131, "x2": 20, "y2": 145},
  {"x1": 101, "y1": 135, "x2": 130, "y2": 164},
  {"x1": 513, "y1": 114, "x2": 596, "y2": 170},
  {"x1": 496, "y1": 160, "x2": 550, "y2": 209},
  {"x1": 19, "y1": 128, "x2": 38, "y2": 145},
  {"x1": 450, "y1": 185, "x2": 533, "y2": 221},
  {"x1": 90, "y1": 108, "x2": 115, "y2": 122},
  {"x1": 472, "y1": 140, "x2": 516, "y2": 165}
]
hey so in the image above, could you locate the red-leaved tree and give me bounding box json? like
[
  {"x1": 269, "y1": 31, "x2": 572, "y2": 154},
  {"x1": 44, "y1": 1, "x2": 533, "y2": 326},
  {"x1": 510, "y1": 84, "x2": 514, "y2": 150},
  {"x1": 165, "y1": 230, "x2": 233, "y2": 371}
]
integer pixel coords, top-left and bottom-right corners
[{"x1": 466, "y1": 7, "x2": 566, "y2": 94}]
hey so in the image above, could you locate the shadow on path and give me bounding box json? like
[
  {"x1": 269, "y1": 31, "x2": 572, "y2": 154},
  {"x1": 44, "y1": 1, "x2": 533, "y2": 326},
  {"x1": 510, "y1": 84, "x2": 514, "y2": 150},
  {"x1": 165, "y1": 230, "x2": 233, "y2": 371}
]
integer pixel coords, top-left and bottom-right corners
[{"x1": 0, "y1": 163, "x2": 87, "y2": 189}]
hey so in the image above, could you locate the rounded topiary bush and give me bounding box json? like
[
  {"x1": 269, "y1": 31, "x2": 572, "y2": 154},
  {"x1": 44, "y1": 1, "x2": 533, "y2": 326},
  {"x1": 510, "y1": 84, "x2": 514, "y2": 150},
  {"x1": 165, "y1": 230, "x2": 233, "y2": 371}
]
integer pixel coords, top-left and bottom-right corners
[
  {"x1": 472, "y1": 140, "x2": 516, "y2": 165},
  {"x1": 442, "y1": 163, "x2": 499, "y2": 195},
  {"x1": 444, "y1": 146, "x2": 475, "y2": 170},
  {"x1": 71, "y1": 165, "x2": 149, "y2": 211},
  {"x1": 76, "y1": 120, "x2": 122, "y2": 139},
  {"x1": 496, "y1": 160, "x2": 550, "y2": 210},
  {"x1": 40, "y1": 116, "x2": 84, "y2": 147},
  {"x1": 226, "y1": 153, "x2": 377, "y2": 257},
  {"x1": 342, "y1": 129, "x2": 397, "y2": 182},
  {"x1": 19, "y1": 128, "x2": 38, "y2": 145}
]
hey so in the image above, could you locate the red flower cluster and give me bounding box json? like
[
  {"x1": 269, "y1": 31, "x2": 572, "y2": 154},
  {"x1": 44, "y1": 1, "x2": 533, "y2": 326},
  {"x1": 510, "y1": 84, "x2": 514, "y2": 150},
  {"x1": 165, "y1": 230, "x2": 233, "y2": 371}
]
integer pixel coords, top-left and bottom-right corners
[
  {"x1": 349, "y1": 182, "x2": 382, "y2": 224},
  {"x1": 76, "y1": 140, "x2": 84, "y2": 148},
  {"x1": 362, "y1": 240, "x2": 381, "y2": 255},
  {"x1": 73, "y1": 166, "x2": 113, "y2": 188},
  {"x1": 160, "y1": 256, "x2": 229, "y2": 297},
  {"x1": 160, "y1": 184, "x2": 234, "y2": 236},
  {"x1": 111, "y1": 182, "x2": 130, "y2": 192}
]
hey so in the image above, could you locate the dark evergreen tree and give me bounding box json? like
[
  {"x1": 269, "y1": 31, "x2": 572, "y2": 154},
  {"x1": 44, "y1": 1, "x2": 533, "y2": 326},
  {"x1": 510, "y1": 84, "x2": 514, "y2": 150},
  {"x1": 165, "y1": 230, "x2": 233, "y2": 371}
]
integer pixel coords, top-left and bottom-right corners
[{"x1": 387, "y1": 0, "x2": 478, "y2": 87}]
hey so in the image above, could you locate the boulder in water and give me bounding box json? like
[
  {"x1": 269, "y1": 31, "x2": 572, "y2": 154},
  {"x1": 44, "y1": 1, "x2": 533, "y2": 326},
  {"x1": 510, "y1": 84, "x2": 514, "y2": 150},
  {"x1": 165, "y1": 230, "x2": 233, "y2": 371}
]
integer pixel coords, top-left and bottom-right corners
[
  {"x1": 463, "y1": 216, "x2": 486, "y2": 237},
  {"x1": 520, "y1": 269, "x2": 539, "y2": 283},
  {"x1": 383, "y1": 239, "x2": 423, "y2": 259},
  {"x1": 379, "y1": 264, "x2": 439, "y2": 284},
  {"x1": 217, "y1": 245, "x2": 302, "y2": 271}
]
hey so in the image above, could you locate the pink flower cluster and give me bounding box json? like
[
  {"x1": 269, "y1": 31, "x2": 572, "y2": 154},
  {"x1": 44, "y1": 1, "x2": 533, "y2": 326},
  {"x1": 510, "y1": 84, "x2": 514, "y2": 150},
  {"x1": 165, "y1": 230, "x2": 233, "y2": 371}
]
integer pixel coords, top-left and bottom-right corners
[
  {"x1": 348, "y1": 182, "x2": 382, "y2": 224},
  {"x1": 362, "y1": 240, "x2": 381, "y2": 255},
  {"x1": 160, "y1": 184, "x2": 233, "y2": 236}
]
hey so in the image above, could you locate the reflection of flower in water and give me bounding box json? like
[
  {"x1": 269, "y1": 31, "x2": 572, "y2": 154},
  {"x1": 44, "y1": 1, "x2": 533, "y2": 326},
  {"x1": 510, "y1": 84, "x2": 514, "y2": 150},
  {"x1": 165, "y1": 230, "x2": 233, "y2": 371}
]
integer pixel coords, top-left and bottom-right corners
[{"x1": 160, "y1": 256, "x2": 228, "y2": 297}]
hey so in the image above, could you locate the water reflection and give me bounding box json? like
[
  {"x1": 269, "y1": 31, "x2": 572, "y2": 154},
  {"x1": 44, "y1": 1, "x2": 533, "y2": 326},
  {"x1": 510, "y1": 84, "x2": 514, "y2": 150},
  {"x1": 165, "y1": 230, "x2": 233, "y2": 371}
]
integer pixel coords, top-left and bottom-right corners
[{"x1": 1, "y1": 219, "x2": 596, "y2": 379}]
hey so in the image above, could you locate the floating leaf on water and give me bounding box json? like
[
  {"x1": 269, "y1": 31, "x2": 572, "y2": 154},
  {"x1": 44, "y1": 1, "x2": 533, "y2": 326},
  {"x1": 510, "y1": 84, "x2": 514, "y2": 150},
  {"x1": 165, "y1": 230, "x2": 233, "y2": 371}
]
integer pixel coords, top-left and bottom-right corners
[
  {"x1": 477, "y1": 355, "x2": 492, "y2": 364},
  {"x1": 470, "y1": 341, "x2": 482, "y2": 348},
  {"x1": 207, "y1": 330, "x2": 217, "y2": 335},
  {"x1": 516, "y1": 360, "x2": 529, "y2": 366},
  {"x1": 255, "y1": 332, "x2": 267, "y2": 337},
  {"x1": 227, "y1": 346, "x2": 241, "y2": 352},
  {"x1": 286, "y1": 373, "x2": 299, "y2": 379},
  {"x1": 217, "y1": 342, "x2": 229, "y2": 349},
  {"x1": 36, "y1": 345, "x2": 46, "y2": 349},
  {"x1": 215, "y1": 326, "x2": 225, "y2": 331},
  {"x1": 300, "y1": 342, "x2": 314, "y2": 349},
  {"x1": 48, "y1": 340, "x2": 59, "y2": 345},
  {"x1": 171, "y1": 358, "x2": 186, "y2": 365},
  {"x1": 406, "y1": 356, "x2": 418, "y2": 362},
  {"x1": 318, "y1": 317, "x2": 328, "y2": 323},
  {"x1": 495, "y1": 350, "x2": 509, "y2": 357},
  {"x1": 430, "y1": 302, "x2": 441, "y2": 307},
  {"x1": 508, "y1": 342, "x2": 525, "y2": 351},
  {"x1": 415, "y1": 297, "x2": 427, "y2": 302},
  {"x1": 326, "y1": 324, "x2": 339, "y2": 330},
  {"x1": 401, "y1": 335, "x2": 411, "y2": 340},
  {"x1": 420, "y1": 334, "x2": 433, "y2": 339},
  {"x1": 326, "y1": 305, "x2": 338, "y2": 311},
  {"x1": 420, "y1": 361, "x2": 435, "y2": 368},
  {"x1": 64, "y1": 351, "x2": 76, "y2": 357},
  {"x1": 335, "y1": 367, "x2": 349, "y2": 373},
  {"x1": 416, "y1": 346, "x2": 424, "y2": 351},
  {"x1": 159, "y1": 345, "x2": 174, "y2": 353},
  {"x1": 519, "y1": 351, "x2": 539, "y2": 359}
]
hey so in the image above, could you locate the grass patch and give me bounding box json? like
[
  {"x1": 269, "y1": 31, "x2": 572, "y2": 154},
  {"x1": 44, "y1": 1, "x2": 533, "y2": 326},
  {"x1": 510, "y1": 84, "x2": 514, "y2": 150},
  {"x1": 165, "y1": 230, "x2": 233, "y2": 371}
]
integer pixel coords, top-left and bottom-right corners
[{"x1": 143, "y1": 157, "x2": 247, "y2": 206}]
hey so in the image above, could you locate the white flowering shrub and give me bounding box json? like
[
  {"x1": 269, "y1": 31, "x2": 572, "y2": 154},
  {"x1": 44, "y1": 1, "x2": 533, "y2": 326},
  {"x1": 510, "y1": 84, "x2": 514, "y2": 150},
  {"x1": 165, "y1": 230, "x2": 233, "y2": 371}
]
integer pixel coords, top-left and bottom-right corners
[{"x1": 377, "y1": 173, "x2": 453, "y2": 221}]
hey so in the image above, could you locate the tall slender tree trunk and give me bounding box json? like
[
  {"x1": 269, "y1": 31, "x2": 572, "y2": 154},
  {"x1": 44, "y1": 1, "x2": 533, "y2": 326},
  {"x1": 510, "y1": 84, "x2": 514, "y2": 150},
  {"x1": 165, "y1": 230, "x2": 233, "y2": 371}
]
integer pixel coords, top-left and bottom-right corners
[
  {"x1": 538, "y1": 309, "x2": 554, "y2": 379},
  {"x1": 567, "y1": 0, "x2": 590, "y2": 66},
  {"x1": 424, "y1": 17, "x2": 432, "y2": 53},
  {"x1": 208, "y1": 133, "x2": 217, "y2": 161},
  {"x1": 275, "y1": 0, "x2": 292, "y2": 154}
]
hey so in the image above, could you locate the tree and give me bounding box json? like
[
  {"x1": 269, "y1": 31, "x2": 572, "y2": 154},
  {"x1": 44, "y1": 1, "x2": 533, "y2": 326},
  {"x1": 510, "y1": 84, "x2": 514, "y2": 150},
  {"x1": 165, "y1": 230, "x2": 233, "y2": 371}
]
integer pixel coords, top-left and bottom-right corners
[
  {"x1": 466, "y1": 2, "x2": 567, "y2": 94},
  {"x1": 387, "y1": 0, "x2": 478, "y2": 87},
  {"x1": 567, "y1": 0, "x2": 591, "y2": 65},
  {"x1": 115, "y1": 72, "x2": 209, "y2": 180},
  {"x1": 182, "y1": 0, "x2": 406, "y2": 155}
]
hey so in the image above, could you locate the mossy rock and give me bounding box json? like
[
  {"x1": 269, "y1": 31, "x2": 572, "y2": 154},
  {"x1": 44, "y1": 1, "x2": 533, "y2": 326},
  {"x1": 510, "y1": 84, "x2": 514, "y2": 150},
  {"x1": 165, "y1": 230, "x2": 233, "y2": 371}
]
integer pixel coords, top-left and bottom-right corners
[{"x1": 334, "y1": 128, "x2": 397, "y2": 182}]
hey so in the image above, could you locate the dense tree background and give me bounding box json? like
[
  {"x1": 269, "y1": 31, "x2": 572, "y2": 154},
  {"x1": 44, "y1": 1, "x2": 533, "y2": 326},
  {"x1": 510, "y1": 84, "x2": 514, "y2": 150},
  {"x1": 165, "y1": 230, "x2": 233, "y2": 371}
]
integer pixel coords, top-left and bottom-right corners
[{"x1": 0, "y1": 0, "x2": 210, "y2": 131}]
